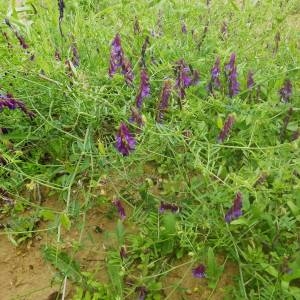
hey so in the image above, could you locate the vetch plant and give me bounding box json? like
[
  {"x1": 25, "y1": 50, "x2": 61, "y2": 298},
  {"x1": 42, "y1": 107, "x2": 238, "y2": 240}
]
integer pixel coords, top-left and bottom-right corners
[
  {"x1": 225, "y1": 53, "x2": 239, "y2": 97},
  {"x1": 135, "y1": 68, "x2": 150, "y2": 109},
  {"x1": 115, "y1": 123, "x2": 136, "y2": 156},
  {"x1": 113, "y1": 199, "x2": 126, "y2": 220},
  {"x1": 279, "y1": 79, "x2": 292, "y2": 103},
  {"x1": 192, "y1": 264, "x2": 206, "y2": 278},
  {"x1": 156, "y1": 80, "x2": 172, "y2": 123},
  {"x1": 225, "y1": 192, "x2": 243, "y2": 223},
  {"x1": 217, "y1": 114, "x2": 235, "y2": 143}
]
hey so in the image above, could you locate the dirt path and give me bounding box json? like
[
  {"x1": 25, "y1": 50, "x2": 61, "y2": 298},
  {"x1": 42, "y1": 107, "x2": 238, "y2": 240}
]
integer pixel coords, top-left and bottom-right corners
[{"x1": 0, "y1": 234, "x2": 60, "y2": 300}]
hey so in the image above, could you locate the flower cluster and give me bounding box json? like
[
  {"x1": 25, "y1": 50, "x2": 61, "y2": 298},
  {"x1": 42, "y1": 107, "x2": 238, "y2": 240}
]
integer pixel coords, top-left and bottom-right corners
[
  {"x1": 129, "y1": 107, "x2": 144, "y2": 128},
  {"x1": 135, "y1": 69, "x2": 150, "y2": 109},
  {"x1": 192, "y1": 264, "x2": 206, "y2": 278},
  {"x1": 112, "y1": 199, "x2": 126, "y2": 220},
  {"x1": 115, "y1": 123, "x2": 136, "y2": 156},
  {"x1": 175, "y1": 59, "x2": 199, "y2": 100},
  {"x1": 225, "y1": 192, "x2": 243, "y2": 223},
  {"x1": 156, "y1": 80, "x2": 172, "y2": 123},
  {"x1": 217, "y1": 114, "x2": 235, "y2": 143},
  {"x1": 225, "y1": 53, "x2": 239, "y2": 97},
  {"x1": 109, "y1": 34, "x2": 134, "y2": 85},
  {"x1": 0, "y1": 93, "x2": 34, "y2": 119},
  {"x1": 279, "y1": 79, "x2": 292, "y2": 103},
  {"x1": 207, "y1": 57, "x2": 221, "y2": 93}
]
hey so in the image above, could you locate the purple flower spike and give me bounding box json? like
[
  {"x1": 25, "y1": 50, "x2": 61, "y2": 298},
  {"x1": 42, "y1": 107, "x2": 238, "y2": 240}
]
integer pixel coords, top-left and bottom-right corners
[
  {"x1": 225, "y1": 53, "x2": 239, "y2": 97},
  {"x1": 129, "y1": 107, "x2": 144, "y2": 128},
  {"x1": 135, "y1": 69, "x2": 150, "y2": 109},
  {"x1": 192, "y1": 264, "x2": 206, "y2": 278},
  {"x1": 156, "y1": 80, "x2": 172, "y2": 123},
  {"x1": 217, "y1": 115, "x2": 235, "y2": 143},
  {"x1": 225, "y1": 192, "x2": 243, "y2": 223},
  {"x1": 208, "y1": 57, "x2": 221, "y2": 93},
  {"x1": 136, "y1": 286, "x2": 147, "y2": 300},
  {"x1": 247, "y1": 71, "x2": 255, "y2": 89},
  {"x1": 279, "y1": 79, "x2": 292, "y2": 103},
  {"x1": 109, "y1": 34, "x2": 124, "y2": 77},
  {"x1": 159, "y1": 202, "x2": 180, "y2": 213},
  {"x1": 175, "y1": 59, "x2": 199, "y2": 100},
  {"x1": 122, "y1": 58, "x2": 134, "y2": 85},
  {"x1": 228, "y1": 66, "x2": 239, "y2": 97},
  {"x1": 0, "y1": 93, "x2": 35, "y2": 119},
  {"x1": 225, "y1": 53, "x2": 236, "y2": 74},
  {"x1": 113, "y1": 199, "x2": 126, "y2": 220},
  {"x1": 181, "y1": 22, "x2": 187, "y2": 34},
  {"x1": 115, "y1": 123, "x2": 136, "y2": 156}
]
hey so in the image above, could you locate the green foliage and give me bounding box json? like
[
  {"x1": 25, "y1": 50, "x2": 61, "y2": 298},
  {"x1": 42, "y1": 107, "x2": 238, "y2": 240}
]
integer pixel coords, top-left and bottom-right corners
[{"x1": 0, "y1": 0, "x2": 299, "y2": 299}]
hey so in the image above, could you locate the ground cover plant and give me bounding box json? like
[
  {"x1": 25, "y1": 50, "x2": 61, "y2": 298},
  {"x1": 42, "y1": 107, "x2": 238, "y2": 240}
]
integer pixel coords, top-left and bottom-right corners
[{"x1": 0, "y1": 0, "x2": 299, "y2": 299}]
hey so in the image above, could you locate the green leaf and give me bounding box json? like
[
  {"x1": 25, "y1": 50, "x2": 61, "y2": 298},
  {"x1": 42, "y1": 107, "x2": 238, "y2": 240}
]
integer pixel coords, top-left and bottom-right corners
[
  {"x1": 260, "y1": 263, "x2": 278, "y2": 278},
  {"x1": 42, "y1": 246, "x2": 82, "y2": 282},
  {"x1": 61, "y1": 213, "x2": 71, "y2": 231},
  {"x1": 39, "y1": 209, "x2": 55, "y2": 221}
]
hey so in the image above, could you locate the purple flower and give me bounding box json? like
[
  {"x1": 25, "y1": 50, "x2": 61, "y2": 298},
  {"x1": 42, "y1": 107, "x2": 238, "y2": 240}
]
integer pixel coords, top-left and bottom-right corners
[
  {"x1": 207, "y1": 57, "x2": 221, "y2": 93},
  {"x1": 192, "y1": 264, "x2": 206, "y2": 278},
  {"x1": 279, "y1": 79, "x2": 292, "y2": 103},
  {"x1": 175, "y1": 59, "x2": 199, "y2": 100},
  {"x1": 247, "y1": 71, "x2": 255, "y2": 89},
  {"x1": 225, "y1": 53, "x2": 236, "y2": 74},
  {"x1": 181, "y1": 22, "x2": 187, "y2": 33},
  {"x1": 122, "y1": 58, "x2": 134, "y2": 86},
  {"x1": 228, "y1": 66, "x2": 239, "y2": 97},
  {"x1": 129, "y1": 107, "x2": 144, "y2": 128},
  {"x1": 108, "y1": 34, "x2": 134, "y2": 84},
  {"x1": 217, "y1": 115, "x2": 235, "y2": 143},
  {"x1": 0, "y1": 93, "x2": 35, "y2": 119},
  {"x1": 115, "y1": 123, "x2": 136, "y2": 156},
  {"x1": 136, "y1": 286, "x2": 147, "y2": 300},
  {"x1": 159, "y1": 202, "x2": 179, "y2": 213},
  {"x1": 156, "y1": 80, "x2": 172, "y2": 123},
  {"x1": 135, "y1": 69, "x2": 150, "y2": 109},
  {"x1": 225, "y1": 53, "x2": 239, "y2": 97},
  {"x1": 120, "y1": 246, "x2": 127, "y2": 260},
  {"x1": 225, "y1": 192, "x2": 243, "y2": 223},
  {"x1": 109, "y1": 34, "x2": 124, "y2": 77},
  {"x1": 113, "y1": 199, "x2": 126, "y2": 220}
]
